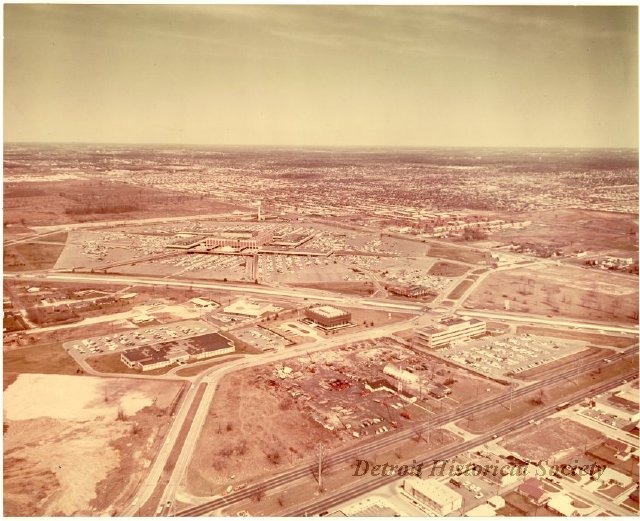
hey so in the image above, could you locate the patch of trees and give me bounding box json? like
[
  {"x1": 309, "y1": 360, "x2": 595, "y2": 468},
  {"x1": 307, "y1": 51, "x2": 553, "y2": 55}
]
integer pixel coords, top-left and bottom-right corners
[{"x1": 65, "y1": 202, "x2": 143, "y2": 215}]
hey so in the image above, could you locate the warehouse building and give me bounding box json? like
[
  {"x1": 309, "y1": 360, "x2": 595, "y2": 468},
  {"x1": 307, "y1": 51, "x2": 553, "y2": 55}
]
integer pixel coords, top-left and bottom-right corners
[
  {"x1": 415, "y1": 317, "x2": 486, "y2": 348},
  {"x1": 402, "y1": 478, "x2": 463, "y2": 516},
  {"x1": 121, "y1": 333, "x2": 234, "y2": 371},
  {"x1": 305, "y1": 305, "x2": 352, "y2": 329}
]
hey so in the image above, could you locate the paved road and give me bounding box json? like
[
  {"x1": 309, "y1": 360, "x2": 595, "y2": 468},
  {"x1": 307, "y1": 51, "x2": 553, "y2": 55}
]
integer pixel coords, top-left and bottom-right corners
[
  {"x1": 174, "y1": 345, "x2": 637, "y2": 516},
  {"x1": 276, "y1": 370, "x2": 638, "y2": 517},
  {"x1": 124, "y1": 315, "x2": 424, "y2": 516},
  {"x1": 5, "y1": 272, "x2": 426, "y2": 312},
  {"x1": 459, "y1": 310, "x2": 638, "y2": 335}
]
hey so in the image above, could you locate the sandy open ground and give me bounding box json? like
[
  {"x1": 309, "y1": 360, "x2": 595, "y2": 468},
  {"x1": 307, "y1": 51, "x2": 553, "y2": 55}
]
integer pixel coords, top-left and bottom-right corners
[{"x1": 3, "y1": 374, "x2": 182, "y2": 516}]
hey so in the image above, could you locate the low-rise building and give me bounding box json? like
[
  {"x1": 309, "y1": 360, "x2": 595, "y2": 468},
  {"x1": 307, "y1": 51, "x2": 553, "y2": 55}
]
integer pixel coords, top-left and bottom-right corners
[
  {"x1": 224, "y1": 299, "x2": 281, "y2": 317},
  {"x1": 386, "y1": 284, "x2": 435, "y2": 298},
  {"x1": 190, "y1": 297, "x2": 219, "y2": 309},
  {"x1": 305, "y1": 305, "x2": 351, "y2": 328},
  {"x1": 517, "y1": 478, "x2": 549, "y2": 506},
  {"x1": 402, "y1": 478, "x2": 463, "y2": 516},
  {"x1": 121, "y1": 333, "x2": 234, "y2": 371},
  {"x1": 415, "y1": 317, "x2": 486, "y2": 348}
]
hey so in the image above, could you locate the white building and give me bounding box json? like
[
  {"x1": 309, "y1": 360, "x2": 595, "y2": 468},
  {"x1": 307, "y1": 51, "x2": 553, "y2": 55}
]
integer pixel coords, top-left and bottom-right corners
[
  {"x1": 190, "y1": 297, "x2": 218, "y2": 309},
  {"x1": 383, "y1": 364, "x2": 420, "y2": 386},
  {"x1": 415, "y1": 317, "x2": 486, "y2": 348},
  {"x1": 402, "y1": 478, "x2": 463, "y2": 516},
  {"x1": 223, "y1": 299, "x2": 281, "y2": 317}
]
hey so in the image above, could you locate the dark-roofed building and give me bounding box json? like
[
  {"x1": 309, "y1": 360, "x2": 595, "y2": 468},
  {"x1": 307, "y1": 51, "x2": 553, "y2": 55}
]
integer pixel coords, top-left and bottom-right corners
[
  {"x1": 305, "y1": 305, "x2": 351, "y2": 328},
  {"x1": 386, "y1": 284, "x2": 435, "y2": 298},
  {"x1": 517, "y1": 478, "x2": 549, "y2": 506},
  {"x1": 121, "y1": 332, "x2": 235, "y2": 371},
  {"x1": 188, "y1": 333, "x2": 235, "y2": 359}
]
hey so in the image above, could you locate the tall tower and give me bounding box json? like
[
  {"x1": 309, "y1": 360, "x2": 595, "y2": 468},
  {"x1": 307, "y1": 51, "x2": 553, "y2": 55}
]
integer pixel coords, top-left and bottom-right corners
[{"x1": 257, "y1": 200, "x2": 262, "y2": 221}]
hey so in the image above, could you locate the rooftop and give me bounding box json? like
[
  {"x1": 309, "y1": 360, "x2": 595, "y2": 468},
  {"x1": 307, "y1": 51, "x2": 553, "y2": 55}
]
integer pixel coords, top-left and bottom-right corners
[
  {"x1": 405, "y1": 477, "x2": 462, "y2": 507},
  {"x1": 309, "y1": 305, "x2": 349, "y2": 318}
]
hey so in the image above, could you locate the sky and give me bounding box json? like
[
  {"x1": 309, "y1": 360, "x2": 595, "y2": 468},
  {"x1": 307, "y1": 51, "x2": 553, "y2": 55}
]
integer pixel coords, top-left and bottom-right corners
[{"x1": 3, "y1": 4, "x2": 638, "y2": 148}]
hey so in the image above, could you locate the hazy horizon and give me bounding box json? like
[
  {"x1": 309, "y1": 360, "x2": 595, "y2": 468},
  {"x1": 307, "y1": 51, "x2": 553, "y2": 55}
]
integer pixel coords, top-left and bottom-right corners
[{"x1": 4, "y1": 5, "x2": 638, "y2": 148}]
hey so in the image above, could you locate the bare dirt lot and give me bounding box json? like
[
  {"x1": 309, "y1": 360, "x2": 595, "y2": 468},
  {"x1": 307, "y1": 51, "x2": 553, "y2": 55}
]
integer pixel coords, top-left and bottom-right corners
[
  {"x1": 465, "y1": 264, "x2": 639, "y2": 323},
  {"x1": 500, "y1": 417, "x2": 604, "y2": 463},
  {"x1": 3, "y1": 374, "x2": 183, "y2": 516}
]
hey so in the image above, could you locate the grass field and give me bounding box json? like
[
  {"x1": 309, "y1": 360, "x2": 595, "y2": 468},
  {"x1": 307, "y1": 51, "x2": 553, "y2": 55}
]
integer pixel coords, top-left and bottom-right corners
[
  {"x1": 492, "y1": 209, "x2": 638, "y2": 255},
  {"x1": 4, "y1": 179, "x2": 248, "y2": 227},
  {"x1": 3, "y1": 343, "x2": 83, "y2": 390},
  {"x1": 428, "y1": 260, "x2": 469, "y2": 277},
  {"x1": 460, "y1": 355, "x2": 637, "y2": 434},
  {"x1": 3, "y1": 242, "x2": 66, "y2": 271},
  {"x1": 85, "y1": 352, "x2": 174, "y2": 376},
  {"x1": 465, "y1": 264, "x2": 639, "y2": 324},
  {"x1": 289, "y1": 281, "x2": 374, "y2": 296},
  {"x1": 516, "y1": 326, "x2": 637, "y2": 348},
  {"x1": 427, "y1": 242, "x2": 487, "y2": 264},
  {"x1": 446, "y1": 278, "x2": 474, "y2": 300},
  {"x1": 174, "y1": 355, "x2": 243, "y2": 377}
]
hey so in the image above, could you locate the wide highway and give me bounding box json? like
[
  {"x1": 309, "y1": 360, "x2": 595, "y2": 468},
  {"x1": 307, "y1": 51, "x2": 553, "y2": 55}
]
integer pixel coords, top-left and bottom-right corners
[
  {"x1": 174, "y1": 344, "x2": 637, "y2": 516},
  {"x1": 279, "y1": 370, "x2": 638, "y2": 517}
]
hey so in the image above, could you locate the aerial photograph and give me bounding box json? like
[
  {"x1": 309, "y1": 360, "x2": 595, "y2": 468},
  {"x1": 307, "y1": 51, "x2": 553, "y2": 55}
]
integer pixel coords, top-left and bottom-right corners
[{"x1": 2, "y1": 3, "x2": 638, "y2": 518}]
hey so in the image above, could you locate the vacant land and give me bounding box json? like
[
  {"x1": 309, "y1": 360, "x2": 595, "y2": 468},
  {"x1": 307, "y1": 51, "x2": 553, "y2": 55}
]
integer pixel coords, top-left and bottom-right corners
[
  {"x1": 3, "y1": 242, "x2": 66, "y2": 271},
  {"x1": 289, "y1": 281, "x2": 374, "y2": 296},
  {"x1": 492, "y1": 209, "x2": 638, "y2": 255},
  {"x1": 516, "y1": 326, "x2": 637, "y2": 348},
  {"x1": 4, "y1": 343, "x2": 83, "y2": 389},
  {"x1": 427, "y1": 242, "x2": 486, "y2": 264},
  {"x1": 447, "y1": 278, "x2": 475, "y2": 300},
  {"x1": 174, "y1": 355, "x2": 243, "y2": 377},
  {"x1": 3, "y1": 375, "x2": 182, "y2": 516},
  {"x1": 185, "y1": 370, "x2": 337, "y2": 496},
  {"x1": 465, "y1": 264, "x2": 639, "y2": 323},
  {"x1": 4, "y1": 179, "x2": 246, "y2": 227},
  {"x1": 428, "y1": 261, "x2": 469, "y2": 277},
  {"x1": 460, "y1": 355, "x2": 637, "y2": 434},
  {"x1": 501, "y1": 417, "x2": 604, "y2": 462}
]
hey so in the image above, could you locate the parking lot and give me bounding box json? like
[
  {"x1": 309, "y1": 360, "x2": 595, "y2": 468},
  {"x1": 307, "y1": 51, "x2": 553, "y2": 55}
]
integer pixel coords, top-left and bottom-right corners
[
  {"x1": 439, "y1": 334, "x2": 586, "y2": 378},
  {"x1": 231, "y1": 326, "x2": 291, "y2": 352},
  {"x1": 64, "y1": 319, "x2": 216, "y2": 358}
]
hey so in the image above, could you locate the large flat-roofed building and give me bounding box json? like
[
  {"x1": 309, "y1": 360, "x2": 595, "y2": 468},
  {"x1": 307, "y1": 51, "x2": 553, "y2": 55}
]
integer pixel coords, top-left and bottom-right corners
[
  {"x1": 203, "y1": 228, "x2": 273, "y2": 249},
  {"x1": 386, "y1": 284, "x2": 435, "y2": 298},
  {"x1": 305, "y1": 305, "x2": 351, "y2": 328},
  {"x1": 121, "y1": 333, "x2": 234, "y2": 371},
  {"x1": 415, "y1": 317, "x2": 486, "y2": 348},
  {"x1": 402, "y1": 478, "x2": 463, "y2": 516}
]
